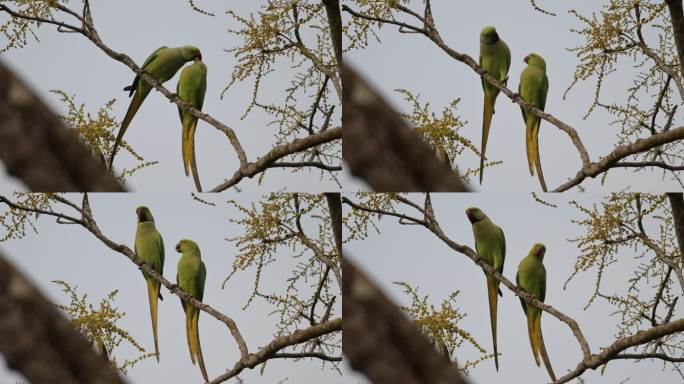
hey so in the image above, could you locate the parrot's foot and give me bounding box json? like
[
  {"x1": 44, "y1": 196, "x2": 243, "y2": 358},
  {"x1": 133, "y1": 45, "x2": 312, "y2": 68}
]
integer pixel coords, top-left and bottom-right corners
[{"x1": 169, "y1": 283, "x2": 178, "y2": 291}]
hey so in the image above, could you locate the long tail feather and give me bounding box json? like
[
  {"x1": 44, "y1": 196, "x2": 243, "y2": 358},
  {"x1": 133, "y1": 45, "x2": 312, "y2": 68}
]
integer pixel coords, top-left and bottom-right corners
[
  {"x1": 533, "y1": 120, "x2": 548, "y2": 192},
  {"x1": 479, "y1": 94, "x2": 495, "y2": 185},
  {"x1": 146, "y1": 280, "x2": 160, "y2": 362},
  {"x1": 525, "y1": 115, "x2": 537, "y2": 177},
  {"x1": 182, "y1": 116, "x2": 203, "y2": 192},
  {"x1": 109, "y1": 88, "x2": 148, "y2": 169},
  {"x1": 486, "y1": 277, "x2": 500, "y2": 371},
  {"x1": 193, "y1": 310, "x2": 209, "y2": 382},
  {"x1": 536, "y1": 316, "x2": 556, "y2": 382},
  {"x1": 186, "y1": 308, "x2": 197, "y2": 365},
  {"x1": 527, "y1": 311, "x2": 541, "y2": 366}
]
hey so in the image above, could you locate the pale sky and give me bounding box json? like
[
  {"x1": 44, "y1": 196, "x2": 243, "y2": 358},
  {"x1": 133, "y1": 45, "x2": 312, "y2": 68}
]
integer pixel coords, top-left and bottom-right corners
[
  {"x1": 0, "y1": 193, "x2": 340, "y2": 384},
  {"x1": 343, "y1": 193, "x2": 683, "y2": 384},
  {"x1": 0, "y1": 0, "x2": 340, "y2": 193},
  {"x1": 342, "y1": 0, "x2": 684, "y2": 192}
]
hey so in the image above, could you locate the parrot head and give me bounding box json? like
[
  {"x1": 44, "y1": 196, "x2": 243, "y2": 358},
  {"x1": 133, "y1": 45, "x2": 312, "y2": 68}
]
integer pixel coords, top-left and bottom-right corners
[
  {"x1": 176, "y1": 239, "x2": 201, "y2": 254},
  {"x1": 480, "y1": 26, "x2": 500, "y2": 45},
  {"x1": 530, "y1": 243, "x2": 546, "y2": 260},
  {"x1": 524, "y1": 53, "x2": 546, "y2": 70},
  {"x1": 465, "y1": 207, "x2": 487, "y2": 223},
  {"x1": 180, "y1": 45, "x2": 202, "y2": 62},
  {"x1": 136, "y1": 206, "x2": 154, "y2": 223}
]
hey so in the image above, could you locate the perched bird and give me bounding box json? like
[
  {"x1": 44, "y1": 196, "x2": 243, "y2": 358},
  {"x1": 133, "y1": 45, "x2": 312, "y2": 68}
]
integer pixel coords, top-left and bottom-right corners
[
  {"x1": 134, "y1": 206, "x2": 165, "y2": 362},
  {"x1": 176, "y1": 59, "x2": 207, "y2": 192},
  {"x1": 478, "y1": 26, "x2": 511, "y2": 185},
  {"x1": 109, "y1": 45, "x2": 202, "y2": 168},
  {"x1": 518, "y1": 53, "x2": 549, "y2": 192},
  {"x1": 466, "y1": 207, "x2": 506, "y2": 371},
  {"x1": 176, "y1": 239, "x2": 209, "y2": 382},
  {"x1": 516, "y1": 243, "x2": 556, "y2": 382}
]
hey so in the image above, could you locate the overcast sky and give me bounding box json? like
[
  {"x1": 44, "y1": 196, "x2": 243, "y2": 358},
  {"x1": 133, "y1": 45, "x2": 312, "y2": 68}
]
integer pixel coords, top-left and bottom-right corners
[
  {"x1": 342, "y1": 193, "x2": 683, "y2": 384},
  {"x1": 0, "y1": 193, "x2": 340, "y2": 384},
  {"x1": 0, "y1": 0, "x2": 339, "y2": 193},
  {"x1": 342, "y1": 0, "x2": 684, "y2": 192}
]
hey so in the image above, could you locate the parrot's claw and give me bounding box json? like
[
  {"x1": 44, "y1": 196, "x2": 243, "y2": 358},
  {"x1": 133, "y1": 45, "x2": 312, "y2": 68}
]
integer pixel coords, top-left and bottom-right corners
[{"x1": 169, "y1": 283, "x2": 178, "y2": 290}]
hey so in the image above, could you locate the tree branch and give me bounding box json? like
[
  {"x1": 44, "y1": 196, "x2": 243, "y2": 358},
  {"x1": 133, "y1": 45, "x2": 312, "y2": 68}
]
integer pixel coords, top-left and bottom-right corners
[
  {"x1": 343, "y1": 257, "x2": 469, "y2": 384},
  {"x1": 0, "y1": 61, "x2": 124, "y2": 192},
  {"x1": 0, "y1": 251, "x2": 124, "y2": 384},
  {"x1": 342, "y1": 63, "x2": 469, "y2": 191}
]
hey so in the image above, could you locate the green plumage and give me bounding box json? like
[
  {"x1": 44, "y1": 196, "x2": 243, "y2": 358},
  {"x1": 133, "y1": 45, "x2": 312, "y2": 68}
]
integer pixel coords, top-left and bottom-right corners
[
  {"x1": 516, "y1": 243, "x2": 556, "y2": 381},
  {"x1": 109, "y1": 45, "x2": 201, "y2": 168},
  {"x1": 177, "y1": 60, "x2": 208, "y2": 192},
  {"x1": 518, "y1": 53, "x2": 549, "y2": 192},
  {"x1": 134, "y1": 206, "x2": 165, "y2": 362},
  {"x1": 479, "y1": 26, "x2": 511, "y2": 185},
  {"x1": 466, "y1": 207, "x2": 505, "y2": 371},
  {"x1": 176, "y1": 239, "x2": 209, "y2": 382}
]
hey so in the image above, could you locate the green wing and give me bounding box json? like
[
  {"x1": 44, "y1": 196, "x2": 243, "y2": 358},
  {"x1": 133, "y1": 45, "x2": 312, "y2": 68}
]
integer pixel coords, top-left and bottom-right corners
[
  {"x1": 516, "y1": 271, "x2": 527, "y2": 314},
  {"x1": 540, "y1": 75, "x2": 549, "y2": 111},
  {"x1": 157, "y1": 233, "x2": 165, "y2": 270},
  {"x1": 141, "y1": 46, "x2": 167, "y2": 70},
  {"x1": 196, "y1": 261, "x2": 206, "y2": 302},
  {"x1": 540, "y1": 265, "x2": 546, "y2": 302}
]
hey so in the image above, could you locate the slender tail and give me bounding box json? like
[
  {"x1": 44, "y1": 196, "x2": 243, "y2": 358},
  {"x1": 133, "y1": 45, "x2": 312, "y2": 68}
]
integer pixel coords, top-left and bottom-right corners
[
  {"x1": 146, "y1": 279, "x2": 160, "y2": 362},
  {"x1": 486, "y1": 277, "x2": 500, "y2": 371},
  {"x1": 527, "y1": 311, "x2": 541, "y2": 366},
  {"x1": 525, "y1": 115, "x2": 537, "y2": 177},
  {"x1": 532, "y1": 119, "x2": 548, "y2": 192},
  {"x1": 109, "y1": 88, "x2": 148, "y2": 169},
  {"x1": 182, "y1": 115, "x2": 202, "y2": 192},
  {"x1": 536, "y1": 316, "x2": 556, "y2": 382},
  {"x1": 185, "y1": 308, "x2": 197, "y2": 365},
  {"x1": 479, "y1": 94, "x2": 495, "y2": 185},
  {"x1": 193, "y1": 310, "x2": 209, "y2": 382}
]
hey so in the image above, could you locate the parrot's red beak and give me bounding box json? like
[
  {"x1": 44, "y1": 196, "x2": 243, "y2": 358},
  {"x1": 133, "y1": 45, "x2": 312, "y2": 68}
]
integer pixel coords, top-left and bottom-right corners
[
  {"x1": 524, "y1": 55, "x2": 530, "y2": 64},
  {"x1": 196, "y1": 52, "x2": 202, "y2": 61},
  {"x1": 175, "y1": 243, "x2": 182, "y2": 252},
  {"x1": 136, "y1": 208, "x2": 144, "y2": 221}
]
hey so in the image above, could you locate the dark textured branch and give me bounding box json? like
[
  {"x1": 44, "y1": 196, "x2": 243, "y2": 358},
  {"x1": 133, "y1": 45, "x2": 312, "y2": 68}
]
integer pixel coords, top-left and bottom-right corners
[
  {"x1": 668, "y1": 193, "x2": 684, "y2": 262},
  {"x1": 612, "y1": 353, "x2": 684, "y2": 363},
  {"x1": 207, "y1": 318, "x2": 342, "y2": 384},
  {"x1": 343, "y1": 257, "x2": 468, "y2": 384},
  {"x1": 0, "y1": 61, "x2": 124, "y2": 192},
  {"x1": 210, "y1": 127, "x2": 341, "y2": 192},
  {"x1": 0, "y1": 251, "x2": 124, "y2": 384},
  {"x1": 321, "y1": 0, "x2": 342, "y2": 67},
  {"x1": 613, "y1": 161, "x2": 684, "y2": 171},
  {"x1": 342, "y1": 64, "x2": 469, "y2": 192},
  {"x1": 267, "y1": 161, "x2": 341, "y2": 171},
  {"x1": 270, "y1": 352, "x2": 342, "y2": 362},
  {"x1": 555, "y1": 319, "x2": 684, "y2": 384},
  {"x1": 666, "y1": 0, "x2": 684, "y2": 82},
  {"x1": 554, "y1": 126, "x2": 684, "y2": 191}
]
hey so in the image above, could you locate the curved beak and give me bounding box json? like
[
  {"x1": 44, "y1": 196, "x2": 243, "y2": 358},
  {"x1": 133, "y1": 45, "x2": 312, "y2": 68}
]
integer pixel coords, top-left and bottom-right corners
[
  {"x1": 175, "y1": 243, "x2": 182, "y2": 252},
  {"x1": 196, "y1": 52, "x2": 202, "y2": 61},
  {"x1": 524, "y1": 55, "x2": 530, "y2": 64}
]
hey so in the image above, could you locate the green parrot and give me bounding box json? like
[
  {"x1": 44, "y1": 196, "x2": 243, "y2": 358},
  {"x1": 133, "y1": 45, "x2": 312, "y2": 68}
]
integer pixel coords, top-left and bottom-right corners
[
  {"x1": 518, "y1": 53, "x2": 549, "y2": 192},
  {"x1": 516, "y1": 243, "x2": 556, "y2": 382},
  {"x1": 109, "y1": 45, "x2": 202, "y2": 168},
  {"x1": 466, "y1": 207, "x2": 505, "y2": 371},
  {"x1": 478, "y1": 26, "x2": 511, "y2": 185},
  {"x1": 176, "y1": 239, "x2": 209, "y2": 382},
  {"x1": 176, "y1": 59, "x2": 208, "y2": 192},
  {"x1": 134, "y1": 206, "x2": 165, "y2": 362}
]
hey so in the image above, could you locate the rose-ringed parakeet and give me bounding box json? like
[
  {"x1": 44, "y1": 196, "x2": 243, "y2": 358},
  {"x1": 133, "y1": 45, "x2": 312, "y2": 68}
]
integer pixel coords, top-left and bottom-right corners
[
  {"x1": 109, "y1": 45, "x2": 202, "y2": 168},
  {"x1": 518, "y1": 53, "x2": 549, "y2": 192},
  {"x1": 479, "y1": 26, "x2": 511, "y2": 185},
  {"x1": 134, "y1": 206, "x2": 165, "y2": 362},
  {"x1": 176, "y1": 60, "x2": 207, "y2": 192},
  {"x1": 466, "y1": 207, "x2": 506, "y2": 371},
  {"x1": 516, "y1": 243, "x2": 556, "y2": 382},
  {"x1": 176, "y1": 239, "x2": 209, "y2": 382}
]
